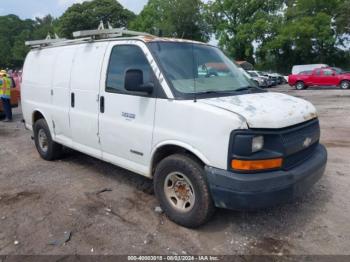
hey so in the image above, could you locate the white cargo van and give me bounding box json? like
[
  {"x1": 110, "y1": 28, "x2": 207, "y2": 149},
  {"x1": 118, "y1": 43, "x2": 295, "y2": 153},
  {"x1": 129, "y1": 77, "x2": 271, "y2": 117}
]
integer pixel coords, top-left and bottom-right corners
[{"x1": 22, "y1": 29, "x2": 327, "y2": 228}]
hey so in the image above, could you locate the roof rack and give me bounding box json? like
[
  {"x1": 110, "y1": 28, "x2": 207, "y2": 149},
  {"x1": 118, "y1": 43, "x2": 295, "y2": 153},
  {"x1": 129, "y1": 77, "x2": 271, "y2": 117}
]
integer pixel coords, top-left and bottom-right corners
[
  {"x1": 25, "y1": 33, "x2": 67, "y2": 48},
  {"x1": 72, "y1": 21, "x2": 153, "y2": 39},
  {"x1": 25, "y1": 21, "x2": 154, "y2": 49}
]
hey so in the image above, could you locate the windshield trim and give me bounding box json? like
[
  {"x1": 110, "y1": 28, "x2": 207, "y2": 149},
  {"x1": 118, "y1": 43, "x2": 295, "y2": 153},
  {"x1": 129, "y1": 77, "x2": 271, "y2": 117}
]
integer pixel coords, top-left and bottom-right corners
[{"x1": 147, "y1": 41, "x2": 265, "y2": 100}]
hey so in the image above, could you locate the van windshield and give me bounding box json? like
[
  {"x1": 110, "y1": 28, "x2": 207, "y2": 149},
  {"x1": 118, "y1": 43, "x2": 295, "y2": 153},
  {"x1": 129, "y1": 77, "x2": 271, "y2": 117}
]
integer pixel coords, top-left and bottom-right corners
[{"x1": 148, "y1": 42, "x2": 255, "y2": 97}]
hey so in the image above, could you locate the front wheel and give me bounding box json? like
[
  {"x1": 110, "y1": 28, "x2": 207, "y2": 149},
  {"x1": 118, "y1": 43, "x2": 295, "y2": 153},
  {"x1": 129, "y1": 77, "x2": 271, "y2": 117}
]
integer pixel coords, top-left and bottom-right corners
[
  {"x1": 154, "y1": 154, "x2": 215, "y2": 228},
  {"x1": 34, "y1": 119, "x2": 62, "y2": 161},
  {"x1": 295, "y1": 81, "x2": 305, "y2": 90},
  {"x1": 340, "y1": 80, "x2": 350, "y2": 89}
]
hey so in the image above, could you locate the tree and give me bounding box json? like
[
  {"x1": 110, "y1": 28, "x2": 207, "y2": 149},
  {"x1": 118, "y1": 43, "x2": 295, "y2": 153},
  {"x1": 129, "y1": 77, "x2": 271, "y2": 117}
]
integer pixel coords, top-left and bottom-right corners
[
  {"x1": 335, "y1": 0, "x2": 350, "y2": 35},
  {"x1": 130, "y1": 0, "x2": 210, "y2": 42},
  {"x1": 32, "y1": 15, "x2": 59, "y2": 39},
  {"x1": 58, "y1": 0, "x2": 136, "y2": 38},
  {"x1": 206, "y1": 0, "x2": 349, "y2": 73},
  {"x1": 205, "y1": 0, "x2": 284, "y2": 63},
  {"x1": 0, "y1": 15, "x2": 35, "y2": 68},
  {"x1": 258, "y1": 0, "x2": 347, "y2": 73}
]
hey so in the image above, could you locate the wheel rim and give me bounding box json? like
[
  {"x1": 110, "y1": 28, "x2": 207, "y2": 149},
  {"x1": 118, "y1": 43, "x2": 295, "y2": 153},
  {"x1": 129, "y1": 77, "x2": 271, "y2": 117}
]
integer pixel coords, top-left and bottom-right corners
[
  {"x1": 164, "y1": 172, "x2": 195, "y2": 213},
  {"x1": 38, "y1": 129, "x2": 48, "y2": 153},
  {"x1": 296, "y1": 83, "x2": 303, "y2": 89},
  {"x1": 341, "y1": 82, "x2": 349, "y2": 89}
]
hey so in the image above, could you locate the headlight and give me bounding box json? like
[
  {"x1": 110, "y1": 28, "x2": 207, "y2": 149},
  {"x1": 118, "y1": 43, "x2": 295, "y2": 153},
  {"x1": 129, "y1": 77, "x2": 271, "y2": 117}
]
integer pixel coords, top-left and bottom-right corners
[{"x1": 252, "y1": 136, "x2": 264, "y2": 153}]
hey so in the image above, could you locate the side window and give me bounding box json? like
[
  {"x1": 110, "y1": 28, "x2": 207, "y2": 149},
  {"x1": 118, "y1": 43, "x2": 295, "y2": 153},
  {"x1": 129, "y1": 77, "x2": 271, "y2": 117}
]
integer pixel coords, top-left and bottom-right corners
[
  {"x1": 315, "y1": 69, "x2": 321, "y2": 75},
  {"x1": 106, "y1": 45, "x2": 153, "y2": 94},
  {"x1": 323, "y1": 69, "x2": 333, "y2": 76}
]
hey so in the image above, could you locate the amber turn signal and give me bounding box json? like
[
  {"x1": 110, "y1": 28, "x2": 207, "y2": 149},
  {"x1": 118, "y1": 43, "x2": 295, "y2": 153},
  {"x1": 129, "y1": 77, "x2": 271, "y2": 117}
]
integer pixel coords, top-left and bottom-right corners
[{"x1": 231, "y1": 158, "x2": 283, "y2": 171}]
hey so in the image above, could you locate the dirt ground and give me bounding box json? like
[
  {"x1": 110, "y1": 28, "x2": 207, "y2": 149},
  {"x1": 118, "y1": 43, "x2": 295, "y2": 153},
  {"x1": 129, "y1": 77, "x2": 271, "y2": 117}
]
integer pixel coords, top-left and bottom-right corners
[{"x1": 0, "y1": 85, "x2": 349, "y2": 256}]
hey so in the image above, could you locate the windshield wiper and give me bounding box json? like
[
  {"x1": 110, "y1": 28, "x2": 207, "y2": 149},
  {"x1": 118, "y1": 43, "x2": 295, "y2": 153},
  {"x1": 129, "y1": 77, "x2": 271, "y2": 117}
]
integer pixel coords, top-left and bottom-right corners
[
  {"x1": 196, "y1": 86, "x2": 262, "y2": 96},
  {"x1": 234, "y1": 86, "x2": 258, "y2": 92},
  {"x1": 196, "y1": 90, "x2": 236, "y2": 95}
]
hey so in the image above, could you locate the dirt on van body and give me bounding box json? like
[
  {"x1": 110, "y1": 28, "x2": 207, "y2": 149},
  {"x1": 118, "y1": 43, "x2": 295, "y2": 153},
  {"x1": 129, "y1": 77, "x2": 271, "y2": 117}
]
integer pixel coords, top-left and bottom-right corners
[{"x1": 0, "y1": 85, "x2": 349, "y2": 256}]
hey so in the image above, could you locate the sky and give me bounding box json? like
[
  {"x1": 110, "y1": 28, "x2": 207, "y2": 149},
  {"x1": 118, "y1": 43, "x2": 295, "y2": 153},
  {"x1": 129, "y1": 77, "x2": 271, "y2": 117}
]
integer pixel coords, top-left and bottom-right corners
[{"x1": 0, "y1": 0, "x2": 149, "y2": 19}]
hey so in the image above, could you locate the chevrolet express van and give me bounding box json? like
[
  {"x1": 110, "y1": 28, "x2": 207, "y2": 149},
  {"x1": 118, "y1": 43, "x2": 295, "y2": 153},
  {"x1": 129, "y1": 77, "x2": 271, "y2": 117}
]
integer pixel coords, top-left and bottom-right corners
[{"x1": 22, "y1": 30, "x2": 327, "y2": 228}]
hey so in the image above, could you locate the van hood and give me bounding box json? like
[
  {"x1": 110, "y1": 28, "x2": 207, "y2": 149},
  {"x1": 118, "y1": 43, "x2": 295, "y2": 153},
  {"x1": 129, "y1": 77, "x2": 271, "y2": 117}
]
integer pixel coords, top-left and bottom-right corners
[{"x1": 200, "y1": 92, "x2": 317, "y2": 129}]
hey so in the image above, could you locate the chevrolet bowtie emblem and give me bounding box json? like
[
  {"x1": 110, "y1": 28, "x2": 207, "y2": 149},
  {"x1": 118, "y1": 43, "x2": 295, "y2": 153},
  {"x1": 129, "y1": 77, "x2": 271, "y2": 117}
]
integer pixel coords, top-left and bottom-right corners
[{"x1": 303, "y1": 137, "x2": 312, "y2": 148}]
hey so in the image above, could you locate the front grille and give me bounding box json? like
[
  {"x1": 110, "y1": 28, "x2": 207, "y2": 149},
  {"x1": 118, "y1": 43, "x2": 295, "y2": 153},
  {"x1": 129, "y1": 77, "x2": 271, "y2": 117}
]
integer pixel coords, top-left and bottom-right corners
[
  {"x1": 280, "y1": 119, "x2": 320, "y2": 170},
  {"x1": 283, "y1": 142, "x2": 318, "y2": 170},
  {"x1": 280, "y1": 120, "x2": 320, "y2": 156}
]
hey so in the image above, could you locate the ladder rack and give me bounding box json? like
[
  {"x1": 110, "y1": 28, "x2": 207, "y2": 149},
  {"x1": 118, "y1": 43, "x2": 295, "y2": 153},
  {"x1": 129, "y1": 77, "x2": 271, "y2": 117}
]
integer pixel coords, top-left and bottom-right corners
[
  {"x1": 25, "y1": 33, "x2": 67, "y2": 48},
  {"x1": 73, "y1": 28, "x2": 153, "y2": 39},
  {"x1": 25, "y1": 21, "x2": 154, "y2": 49}
]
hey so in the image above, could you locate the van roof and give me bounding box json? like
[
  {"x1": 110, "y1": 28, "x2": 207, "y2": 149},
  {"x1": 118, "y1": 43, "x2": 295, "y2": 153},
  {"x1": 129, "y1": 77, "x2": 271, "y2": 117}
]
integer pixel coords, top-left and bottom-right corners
[
  {"x1": 25, "y1": 26, "x2": 212, "y2": 50},
  {"x1": 26, "y1": 35, "x2": 210, "y2": 51}
]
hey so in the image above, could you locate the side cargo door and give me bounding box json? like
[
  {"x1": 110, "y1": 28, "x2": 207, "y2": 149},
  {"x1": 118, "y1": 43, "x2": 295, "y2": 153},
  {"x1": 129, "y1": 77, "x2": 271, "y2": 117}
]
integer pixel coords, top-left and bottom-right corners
[
  {"x1": 98, "y1": 42, "x2": 161, "y2": 176},
  {"x1": 51, "y1": 45, "x2": 77, "y2": 146},
  {"x1": 69, "y1": 42, "x2": 108, "y2": 158}
]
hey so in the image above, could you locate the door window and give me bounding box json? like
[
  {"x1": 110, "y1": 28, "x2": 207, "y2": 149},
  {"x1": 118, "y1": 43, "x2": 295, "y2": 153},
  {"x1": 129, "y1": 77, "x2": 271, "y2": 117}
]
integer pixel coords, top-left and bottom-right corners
[
  {"x1": 106, "y1": 45, "x2": 153, "y2": 94},
  {"x1": 314, "y1": 69, "x2": 322, "y2": 75},
  {"x1": 322, "y1": 69, "x2": 334, "y2": 76}
]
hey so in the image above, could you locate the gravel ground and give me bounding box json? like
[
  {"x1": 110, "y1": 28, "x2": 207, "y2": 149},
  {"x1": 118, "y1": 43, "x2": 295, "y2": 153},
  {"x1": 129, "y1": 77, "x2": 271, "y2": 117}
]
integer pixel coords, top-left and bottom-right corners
[{"x1": 0, "y1": 85, "x2": 349, "y2": 255}]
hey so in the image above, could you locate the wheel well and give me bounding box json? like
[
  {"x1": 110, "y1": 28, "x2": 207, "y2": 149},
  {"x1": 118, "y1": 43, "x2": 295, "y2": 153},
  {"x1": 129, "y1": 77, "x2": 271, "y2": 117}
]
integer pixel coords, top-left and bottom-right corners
[
  {"x1": 151, "y1": 145, "x2": 204, "y2": 176},
  {"x1": 296, "y1": 81, "x2": 305, "y2": 88},
  {"x1": 32, "y1": 111, "x2": 44, "y2": 125}
]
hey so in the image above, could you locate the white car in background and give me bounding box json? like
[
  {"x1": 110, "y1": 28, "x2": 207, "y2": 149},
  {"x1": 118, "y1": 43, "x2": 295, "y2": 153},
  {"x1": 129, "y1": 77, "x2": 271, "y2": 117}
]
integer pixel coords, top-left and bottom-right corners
[{"x1": 248, "y1": 70, "x2": 273, "y2": 87}]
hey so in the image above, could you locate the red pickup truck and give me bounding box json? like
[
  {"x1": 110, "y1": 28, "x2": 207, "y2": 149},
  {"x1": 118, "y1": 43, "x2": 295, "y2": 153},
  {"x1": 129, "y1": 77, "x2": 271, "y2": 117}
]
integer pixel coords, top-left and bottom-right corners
[{"x1": 288, "y1": 67, "x2": 350, "y2": 90}]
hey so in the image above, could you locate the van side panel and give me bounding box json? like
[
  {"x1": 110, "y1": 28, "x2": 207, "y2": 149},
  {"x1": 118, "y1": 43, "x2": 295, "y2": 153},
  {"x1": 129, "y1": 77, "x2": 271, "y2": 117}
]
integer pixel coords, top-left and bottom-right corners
[
  {"x1": 51, "y1": 45, "x2": 77, "y2": 145},
  {"x1": 69, "y1": 42, "x2": 108, "y2": 158},
  {"x1": 22, "y1": 48, "x2": 58, "y2": 131}
]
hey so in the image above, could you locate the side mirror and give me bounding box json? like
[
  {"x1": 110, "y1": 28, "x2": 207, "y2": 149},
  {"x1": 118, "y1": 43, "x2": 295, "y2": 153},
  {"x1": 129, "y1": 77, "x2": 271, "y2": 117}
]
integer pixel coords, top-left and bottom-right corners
[{"x1": 125, "y1": 69, "x2": 153, "y2": 94}]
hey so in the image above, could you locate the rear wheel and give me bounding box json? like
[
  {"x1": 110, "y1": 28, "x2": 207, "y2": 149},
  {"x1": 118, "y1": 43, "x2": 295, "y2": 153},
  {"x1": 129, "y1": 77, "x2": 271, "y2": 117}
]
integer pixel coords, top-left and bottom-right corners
[
  {"x1": 154, "y1": 154, "x2": 215, "y2": 228},
  {"x1": 295, "y1": 81, "x2": 305, "y2": 90},
  {"x1": 340, "y1": 80, "x2": 350, "y2": 89},
  {"x1": 34, "y1": 119, "x2": 62, "y2": 161}
]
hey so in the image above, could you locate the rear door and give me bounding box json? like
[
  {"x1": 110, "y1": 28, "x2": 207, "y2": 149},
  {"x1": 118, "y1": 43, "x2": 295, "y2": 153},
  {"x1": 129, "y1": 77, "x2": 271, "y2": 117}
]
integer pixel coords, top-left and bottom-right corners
[
  {"x1": 69, "y1": 42, "x2": 108, "y2": 158},
  {"x1": 98, "y1": 41, "x2": 160, "y2": 176}
]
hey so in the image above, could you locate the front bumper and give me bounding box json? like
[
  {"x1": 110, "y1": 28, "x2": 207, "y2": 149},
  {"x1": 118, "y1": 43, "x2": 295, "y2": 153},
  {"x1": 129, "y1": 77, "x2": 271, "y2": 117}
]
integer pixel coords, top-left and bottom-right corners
[{"x1": 205, "y1": 144, "x2": 327, "y2": 210}]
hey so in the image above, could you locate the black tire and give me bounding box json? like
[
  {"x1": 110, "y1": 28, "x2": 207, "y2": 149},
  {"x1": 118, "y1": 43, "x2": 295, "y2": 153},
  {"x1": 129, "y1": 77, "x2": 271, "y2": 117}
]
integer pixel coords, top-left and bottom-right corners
[
  {"x1": 340, "y1": 80, "x2": 350, "y2": 89},
  {"x1": 154, "y1": 154, "x2": 215, "y2": 228},
  {"x1": 33, "y1": 118, "x2": 62, "y2": 161},
  {"x1": 295, "y1": 81, "x2": 305, "y2": 90}
]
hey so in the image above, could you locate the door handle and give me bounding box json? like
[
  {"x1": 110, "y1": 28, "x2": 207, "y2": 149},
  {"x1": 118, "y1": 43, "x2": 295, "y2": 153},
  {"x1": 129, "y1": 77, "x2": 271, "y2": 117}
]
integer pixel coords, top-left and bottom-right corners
[
  {"x1": 71, "y1": 92, "x2": 75, "y2": 108},
  {"x1": 100, "y1": 96, "x2": 105, "y2": 113}
]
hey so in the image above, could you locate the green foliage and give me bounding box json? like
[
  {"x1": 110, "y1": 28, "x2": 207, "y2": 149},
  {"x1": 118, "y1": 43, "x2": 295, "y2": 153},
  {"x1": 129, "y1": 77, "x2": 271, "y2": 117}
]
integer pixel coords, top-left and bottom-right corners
[
  {"x1": 335, "y1": 0, "x2": 350, "y2": 34},
  {"x1": 0, "y1": 0, "x2": 349, "y2": 72},
  {"x1": 58, "y1": 0, "x2": 136, "y2": 38},
  {"x1": 0, "y1": 14, "x2": 60, "y2": 68},
  {"x1": 207, "y1": 0, "x2": 350, "y2": 74},
  {"x1": 0, "y1": 0, "x2": 135, "y2": 68},
  {"x1": 205, "y1": 0, "x2": 284, "y2": 63},
  {"x1": 130, "y1": 0, "x2": 210, "y2": 42},
  {"x1": 0, "y1": 15, "x2": 32, "y2": 68}
]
